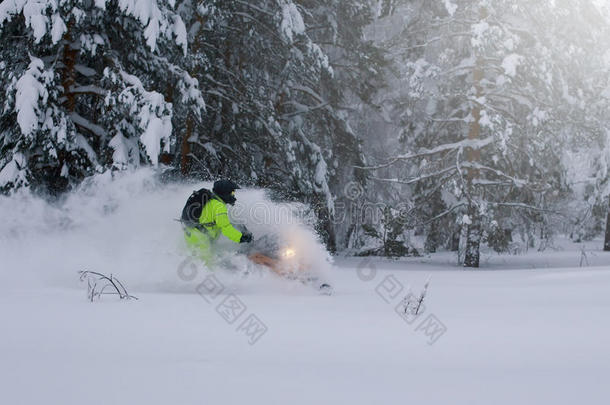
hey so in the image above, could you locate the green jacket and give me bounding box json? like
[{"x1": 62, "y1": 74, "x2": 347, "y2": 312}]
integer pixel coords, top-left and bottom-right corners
[{"x1": 199, "y1": 197, "x2": 242, "y2": 243}]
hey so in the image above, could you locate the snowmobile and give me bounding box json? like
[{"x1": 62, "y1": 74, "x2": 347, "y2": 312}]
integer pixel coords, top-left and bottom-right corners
[{"x1": 238, "y1": 233, "x2": 333, "y2": 295}]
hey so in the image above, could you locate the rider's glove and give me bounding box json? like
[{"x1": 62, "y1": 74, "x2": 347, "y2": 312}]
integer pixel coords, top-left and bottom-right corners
[{"x1": 240, "y1": 232, "x2": 253, "y2": 243}]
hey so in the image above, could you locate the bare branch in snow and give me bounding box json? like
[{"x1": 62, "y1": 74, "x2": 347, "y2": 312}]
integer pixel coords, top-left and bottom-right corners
[{"x1": 78, "y1": 271, "x2": 138, "y2": 302}]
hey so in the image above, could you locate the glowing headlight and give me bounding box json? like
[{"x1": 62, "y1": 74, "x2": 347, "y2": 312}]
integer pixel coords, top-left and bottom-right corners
[{"x1": 282, "y1": 248, "x2": 296, "y2": 258}]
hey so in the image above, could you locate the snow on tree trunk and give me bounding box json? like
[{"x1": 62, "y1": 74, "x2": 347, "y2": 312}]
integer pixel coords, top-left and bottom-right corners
[{"x1": 604, "y1": 197, "x2": 610, "y2": 252}]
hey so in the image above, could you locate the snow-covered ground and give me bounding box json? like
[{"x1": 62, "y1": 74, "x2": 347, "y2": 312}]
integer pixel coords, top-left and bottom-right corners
[{"x1": 1, "y1": 170, "x2": 609, "y2": 404}]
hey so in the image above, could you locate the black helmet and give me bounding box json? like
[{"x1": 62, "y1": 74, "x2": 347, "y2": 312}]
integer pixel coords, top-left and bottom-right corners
[{"x1": 213, "y1": 179, "x2": 240, "y2": 205}]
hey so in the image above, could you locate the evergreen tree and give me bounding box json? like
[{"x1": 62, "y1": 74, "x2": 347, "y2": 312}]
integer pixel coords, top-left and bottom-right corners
[
  {"x1": 175, "y1": 0, "x2": 383, "y2": 251},
  {"x1": 0, "y1": 0, "x2": 202, "y2": 194},
  {"x1": 359, "y1": 0, "x2": 610, "y2": 265}
]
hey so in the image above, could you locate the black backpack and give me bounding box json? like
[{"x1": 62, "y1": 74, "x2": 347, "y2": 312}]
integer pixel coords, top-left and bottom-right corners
[{"x1": 181, "y1": 188, "x2": 214, "y2": 228}]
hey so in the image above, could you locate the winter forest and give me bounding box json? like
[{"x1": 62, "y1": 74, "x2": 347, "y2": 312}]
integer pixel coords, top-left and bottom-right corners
[
  {"x1": 1, "y1": 0, "x2": 610, "y2": 266},
  {"x1": 2, "y1": 0, "x2": 610, "y2": 271}
]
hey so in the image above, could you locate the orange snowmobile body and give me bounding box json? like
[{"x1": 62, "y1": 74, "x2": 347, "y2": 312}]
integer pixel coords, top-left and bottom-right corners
[
  {"x1": 247, "y1": 252, "x2": 306, "y2": 277},
  {"x1": 247, "y1": 252, "x2": 284, "y2": 276}
]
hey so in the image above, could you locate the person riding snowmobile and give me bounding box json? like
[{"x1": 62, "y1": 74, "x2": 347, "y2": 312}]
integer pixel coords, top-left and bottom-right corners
[
  {"x1": 184, "y1": 180, "x2": 252, "y2": 264},
  {"x1": 181, "y1": 180, "x2": 333, "y2": 294}
]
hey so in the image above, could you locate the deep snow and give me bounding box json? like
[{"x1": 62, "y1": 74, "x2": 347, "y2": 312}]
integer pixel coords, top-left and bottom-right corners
[{"x1": 1, "y1": 169, "x2": 609, "y2": 405}]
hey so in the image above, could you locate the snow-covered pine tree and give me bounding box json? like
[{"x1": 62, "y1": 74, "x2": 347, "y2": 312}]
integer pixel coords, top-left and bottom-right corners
[
  {"x1": 303, "y1": 0, "x2": 388, "y2": 250},
  {"x1": 557, "y1": 1, "x2": 610, "y2": 250},
  {"x1": 175, "y1": 0, "x2": 382, "y2": 251},
  {"x1": 173, "y1": 1, "x2": 332, "y2": 246},
  {"x1": 0, "y1": 0, "x2": 203, "y2": 194},
  {"x1": 359, "y1": 0, "x2": 610, "y2": 265}
]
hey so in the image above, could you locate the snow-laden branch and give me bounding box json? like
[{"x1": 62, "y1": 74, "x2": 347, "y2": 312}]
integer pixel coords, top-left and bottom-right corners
[
  {"x1": 1, "y1": 0, "x2": 187, "y2": 53},
  {"x1": 70, "y1": 112, "x2": 106, "y2": 137},
  {"x1": 422, "y1": 203, "x2": 467, "y2": 225},
  {"x1": 355, "y1": 136, "x2": 494, "y2": 171},
  {"x1": 289, "y1": 84, "x2": 325, "y2": 104},
  {"x1": 460, "y1": 161, "x2": 528, "y2": 187},
  {"x1": 280, "y1": 101, "x2": 330, "y2": 118},
  {"x1": 235, "y1": 0, "x2": 275, "y2": 17},
  {"x1": 74, "y1": 65, "x2": 97, "y2": 77},
  {"x1": 471, "y1": 180, "x2": 514, "y2": 186},
  {"x1": 370, "y1": 166, "x2": 458, "y2": 185},
  {"x1": 70, "y1": 85, "x2": 107, "y2": 97},
  {"x1": 116, "y1": 0, "x2": 187, "y2": 53},
  {"x1": 15, "y1": 57, "x2": 48, "y2": 137},
  {"x1": 489, "y1": 202, "x2": 565, "y2": 216}
]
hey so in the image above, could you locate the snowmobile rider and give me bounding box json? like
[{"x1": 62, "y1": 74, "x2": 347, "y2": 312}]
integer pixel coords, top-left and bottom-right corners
[{"x1": 184, "y1": 180, "x2": 253, "y2": 263}]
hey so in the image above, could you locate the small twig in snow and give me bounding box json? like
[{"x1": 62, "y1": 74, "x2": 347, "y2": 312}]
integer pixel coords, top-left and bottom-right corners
[{"x1": 78, "y1": 271, "x2": 138, "y2": 301}]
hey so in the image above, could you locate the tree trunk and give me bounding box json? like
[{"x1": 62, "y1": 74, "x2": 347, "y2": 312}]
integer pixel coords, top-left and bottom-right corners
[
  {"x1": 61, "y1": 24, "x2": 77, "y2": 112},
  {"x1": 425, "y1": 222, "x2": 439, "y2": 253},
  {"x1": 312, "y1": 194, "x2": 337, "y2": 254},
  {"x1": 463, "y1": 67, "x2": 482, "y2": 266},
  {"x1": 450, "y1": 229, "x2": 460, "y2": 252},
  {"x1": 462, "y1": 6, "x2": 487, "y2": 268},
  {"x1": 464, "y1": 206, "x2": 481, "y2": 268},
  {"x1": 604, "y1": 196, "x2": 610, "y2": 252},
  {"x1": 457, "y1": 224, "x2": 468, "y2": 265},
  {"x1": 181, "y1": 116, "x2": 193, "y2": 175}
]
